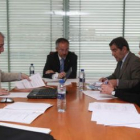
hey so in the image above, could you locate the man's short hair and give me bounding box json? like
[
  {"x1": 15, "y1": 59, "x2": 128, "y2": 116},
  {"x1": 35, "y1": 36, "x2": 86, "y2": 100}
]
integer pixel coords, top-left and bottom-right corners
[
  {"x1": 0, "y1": 32, "x2": 5, "y2": 38},
  {"x1": 55, "y1": 38, "x2": 69, "y2": 48},
  {"x1": 109, "y1": 37, "x2": 130, "y2": 51}
]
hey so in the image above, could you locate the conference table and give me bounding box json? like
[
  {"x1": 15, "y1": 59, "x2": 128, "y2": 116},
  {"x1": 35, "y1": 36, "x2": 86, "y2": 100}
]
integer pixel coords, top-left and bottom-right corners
[{"x1": 1, "y1": 84, "x2": 140, "y2": 140}]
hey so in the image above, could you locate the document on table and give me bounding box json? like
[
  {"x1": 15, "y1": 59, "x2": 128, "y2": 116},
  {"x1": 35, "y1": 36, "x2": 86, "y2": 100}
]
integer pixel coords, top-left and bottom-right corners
[
  {"x1": 4, "y1": 102, "x2": 52, "y2": 113},
  {"x1": 15, "y1": 73, "x2": 45, "y2": 89},
  {"x1": 0, "y1": 122, "x2": 51, "y2": 134},
  {"x1": 0, "y1": 109, "x2": 43, "y2": 124},
  {"x1": 83, "y1": 90, "x2": 116, "y2": 100},
  {"x1": 89, "y1": 102, "x2": 140, "y2": 129},
  {"x1": 44, "y1": 78, "x2": 78, "y2": 86},
  {"x1": 111, "y1": 123, "x2": 140, "y2": 129},
  {"x1": 1, "y1": 92, "x2": 29, "y2": 98},
  {"x1": 0, "y1": 102, "x2": 53, "y2": 124},
  {"x1": 88, "y1": 102, "x2": 138, "y2": 113},
  {"x1": 91, "y1": 111, "x2": 140, "y2": 125}
]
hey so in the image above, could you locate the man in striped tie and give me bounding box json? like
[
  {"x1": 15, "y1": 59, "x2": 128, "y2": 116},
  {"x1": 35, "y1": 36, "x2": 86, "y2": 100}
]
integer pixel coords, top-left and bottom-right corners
[{"x1": 43, "y1": 38, "x2": 77, "y2": 79}]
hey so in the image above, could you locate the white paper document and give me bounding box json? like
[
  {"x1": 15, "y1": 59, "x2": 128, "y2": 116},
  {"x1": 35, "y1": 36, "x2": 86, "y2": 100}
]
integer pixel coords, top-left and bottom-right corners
[
  {"x1": 44, "y1": 78, "x2": 78, "y2": 86},
  {"x1": 0, "y1": 102, "x2": 52, "y2": 124},
  {"x1": 0, "y1": 109, "x2": 42, "y2": 124},
  {"x1": 4, "y1": 102, "x2": 52, "y2": 113},
  {"x1": 88, "y1": 102, "x2": 138, "y2": 113},
  {"x1": 91, "y1": 111, "x2": 140, "y2": 125},
  {"x1": 83, "y1": 90, "x2": 116, "y2": 100},
  {"x1": 1, "y1": 92, "x2": 29, "y2": 98},
  {"x1": 89, "y1": 102, "x2": 140, "y2": 129},
  {"x1": 0, "y1": 122, "x2": 51, "y2": 134},
  {"x1": 113, "y1": 123, "x2": 140, "y2": 129},
  {"x1": 15, "y1": 73, "x2": 45, "y2": 89}
]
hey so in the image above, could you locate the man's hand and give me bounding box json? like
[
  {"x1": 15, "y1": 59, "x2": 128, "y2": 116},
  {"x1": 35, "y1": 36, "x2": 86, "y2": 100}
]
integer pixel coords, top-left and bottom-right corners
[
  {"x1": 21, "y1": 73, "x2": 31, "y2": 81},
  {"x1": 58, "y1": 72, "x2": 66, "y2": 79},
  {"x1": 99, "y1": 77, "x2": 107, "y2": 82},
  {"x1": 45, "y1": 70, "x2": 55, "y2": 74},
  {"x1": 108, "y1": 79, "x2": 117, "y2": 88},
  {"x1": 101, "y1": 82, "x2": 114, "y2": 95},
  {"x1": 0, "y1": 88, "x2": 9, "y2": 96}
]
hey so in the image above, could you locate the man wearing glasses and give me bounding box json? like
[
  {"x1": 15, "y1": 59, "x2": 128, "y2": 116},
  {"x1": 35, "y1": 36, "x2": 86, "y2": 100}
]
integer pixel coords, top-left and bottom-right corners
[{"x1": 43, "y1": 38, "x2": 77, "y2": 79}]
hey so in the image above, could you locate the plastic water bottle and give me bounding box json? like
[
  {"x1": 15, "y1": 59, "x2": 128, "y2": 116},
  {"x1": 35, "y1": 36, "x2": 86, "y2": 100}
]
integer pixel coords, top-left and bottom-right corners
[
  {"x1": 79, "y1": 69, "x2": 85, "y2": 91},
  {"x1": 29, "y1": 64, "x2": 35, "y2": 76},
  {"x1": 57, "y1": 79, "x2": 66, "y2": 112}
]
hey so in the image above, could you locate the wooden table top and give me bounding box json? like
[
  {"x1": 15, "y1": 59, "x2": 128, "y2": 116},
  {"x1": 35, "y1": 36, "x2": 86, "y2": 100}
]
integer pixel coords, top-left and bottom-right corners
[{"x1": 1, "y1": 84, "x2": 140, "y2": 140}]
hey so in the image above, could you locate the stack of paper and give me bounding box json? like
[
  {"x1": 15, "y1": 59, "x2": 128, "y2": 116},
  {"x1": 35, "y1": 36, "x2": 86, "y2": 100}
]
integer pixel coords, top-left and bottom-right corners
[
  {"x1": 15, "y1": 73, "x2": 45, "y2": 89},
  {"x1": 1, "y1": 92, "x2": 29, "y2": 98},
  {"x1": 43, "y1": 78, "x2": 78, "y2": 86},
  {"x1": 0, "y1": 102, "x2": 52, "y2": 124},
  {"x1": 89, "y1": 102, "x2": 140, "y2": 129},
  {"x1": 83, "y1": 90, "x2": 116, "y2": 100}
]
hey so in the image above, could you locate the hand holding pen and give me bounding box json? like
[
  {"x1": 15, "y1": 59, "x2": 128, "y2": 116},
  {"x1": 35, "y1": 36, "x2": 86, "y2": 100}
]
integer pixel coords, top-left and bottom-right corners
[{"x1": 101, "y1": 81, "x2": 114, "y2": 95}]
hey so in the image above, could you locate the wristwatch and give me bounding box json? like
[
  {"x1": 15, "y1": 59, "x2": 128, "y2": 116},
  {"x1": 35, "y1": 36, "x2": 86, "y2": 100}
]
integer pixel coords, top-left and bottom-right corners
[{"x1": 111, "y1": 91, "x2": 115, "y2": 96}]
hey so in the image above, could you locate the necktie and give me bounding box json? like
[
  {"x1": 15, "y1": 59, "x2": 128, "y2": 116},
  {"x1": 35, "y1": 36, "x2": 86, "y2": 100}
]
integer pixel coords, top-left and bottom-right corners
[
  {"x1": 119, "y1": 61, "x2": 122, "y2": 69},
  {"x1": 60, "y1": 58, "x2": 64, "y2": 72},
  {"x1": 118, "y1": 61, "x2": 122, "y2": 76}
]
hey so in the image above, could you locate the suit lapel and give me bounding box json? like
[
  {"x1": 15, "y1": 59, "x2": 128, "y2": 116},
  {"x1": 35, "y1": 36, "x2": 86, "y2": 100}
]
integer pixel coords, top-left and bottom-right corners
[
  {"x1": 119, "y1": 52, "x2": 131, "y2": 78},
  {"x1": 64, "y1": 53, "x2": 70, "y2": 70},
  {"x1": 55, "y1": 53, "x2": 61, "y2": 72}
]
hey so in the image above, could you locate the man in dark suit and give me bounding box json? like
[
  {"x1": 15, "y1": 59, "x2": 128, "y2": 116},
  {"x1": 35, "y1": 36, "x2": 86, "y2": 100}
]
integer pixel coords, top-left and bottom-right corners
[
  {"x1": 43, "y1": 38, "x2": 77, "y2": 79},
  {"x1": 99, "y1": 37, "x2": 140, "y2": 89}
]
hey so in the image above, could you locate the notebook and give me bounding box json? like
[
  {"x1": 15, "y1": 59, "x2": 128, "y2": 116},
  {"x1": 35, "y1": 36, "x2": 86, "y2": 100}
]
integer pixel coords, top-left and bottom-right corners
[{"x1": 27, "y1": 68, "x2": 72, "y2": 99}]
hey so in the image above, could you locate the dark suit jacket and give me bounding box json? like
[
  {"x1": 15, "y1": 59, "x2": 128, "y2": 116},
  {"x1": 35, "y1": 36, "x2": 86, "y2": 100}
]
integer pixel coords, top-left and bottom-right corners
[
  {"x1": 115, "y1": 82, "x2": 140, "y2": 107},
  {"x1": 43, "y1": 51, "x2": 77, "y2": 79},
  {"x1": 107, "y1": 52, "x2": 140, "y2": 89}
]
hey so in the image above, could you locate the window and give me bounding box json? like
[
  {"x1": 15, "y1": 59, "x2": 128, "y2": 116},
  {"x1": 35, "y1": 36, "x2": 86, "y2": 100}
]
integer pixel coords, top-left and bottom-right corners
[
  {"x1": 69, "y1": 0, "x2": 123, "y2": 78},
  {"x1": 0, "y1": 0, "x2": 140, "y2": 89},
  {"x1": 125, "y1": 0, "x2": 140, "y2": 53}
]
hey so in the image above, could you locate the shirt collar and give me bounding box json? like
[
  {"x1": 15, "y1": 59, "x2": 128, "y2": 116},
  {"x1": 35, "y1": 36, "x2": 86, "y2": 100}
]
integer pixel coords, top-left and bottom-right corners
[
  {"x1": 58, "y1": 55, "x2": 65, "y2": 61},
  {"x1": 122, "y1": 52, "x2": 129, "y2": 63}
]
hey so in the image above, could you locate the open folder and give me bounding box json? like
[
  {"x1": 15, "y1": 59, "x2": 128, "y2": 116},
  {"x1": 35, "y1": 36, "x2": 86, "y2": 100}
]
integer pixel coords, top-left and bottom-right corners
[{"x1": 0, "y1": 123, "x2": 54, "y2": 140}]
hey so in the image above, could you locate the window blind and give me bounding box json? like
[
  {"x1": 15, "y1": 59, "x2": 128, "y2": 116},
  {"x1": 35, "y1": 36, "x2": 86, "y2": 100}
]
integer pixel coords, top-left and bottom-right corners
[
  {"x1": 8, "y1": 0, "x2": 64, "y2": 88},
  {"x1": 0, "y1": 0, "x2": 140, "y2": 89},
  {"x1": 125, "y1": 0, "x2": 140, "y2": 54},
  {"x1": 69, "y1": 0, "x2": 123, "y2": 78},
  {"x1": 0, "y1": 0, "x2": 8, "y2": 88}
]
